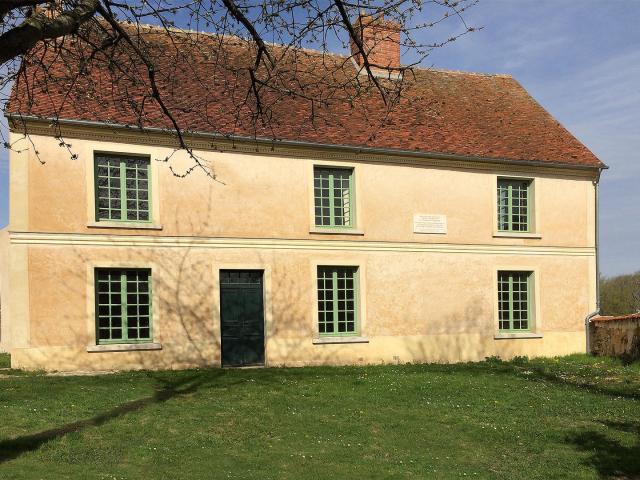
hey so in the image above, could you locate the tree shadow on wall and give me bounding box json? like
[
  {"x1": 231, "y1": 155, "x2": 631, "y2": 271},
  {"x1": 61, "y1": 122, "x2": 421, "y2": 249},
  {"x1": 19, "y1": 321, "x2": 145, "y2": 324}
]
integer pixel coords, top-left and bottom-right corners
[
  {"x1": 46, "y1": 186, "x2": 317, "y2": 371},
  {"x1": 566, "y1": 420, "x2": 640, "y2": 480}
]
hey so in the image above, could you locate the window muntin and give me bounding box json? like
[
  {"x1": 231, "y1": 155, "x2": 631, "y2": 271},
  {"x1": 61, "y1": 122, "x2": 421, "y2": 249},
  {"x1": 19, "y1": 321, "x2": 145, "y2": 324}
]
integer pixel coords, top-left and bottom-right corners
[
  {"x1": 317, "y1": 266, "x2": 358, "y2": 336},
  {"x1": 95, "y1": 154, "x2": 150, "y2": 222},
  {"x1": 498, "y1": 271, "x2": 532, "y2": 332},
  {"x1": 314, "y1": 167, "x2": 354, "y2": 228},
  {"x1": 95, "y1": 268, "x2": 152, "y2": 344},
  {"x1": 497, "y1": 179, "x2": 531, "y2": 232},
  {"x1": 220, "y1": 270, "x2": 263, "y2": 286}
]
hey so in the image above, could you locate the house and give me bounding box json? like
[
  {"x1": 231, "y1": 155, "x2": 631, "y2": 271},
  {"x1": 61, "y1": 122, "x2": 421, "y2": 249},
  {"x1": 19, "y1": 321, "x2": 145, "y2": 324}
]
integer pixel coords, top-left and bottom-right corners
[{"x1": 1, "y1": 19, "x2": 606, "y2": 371}]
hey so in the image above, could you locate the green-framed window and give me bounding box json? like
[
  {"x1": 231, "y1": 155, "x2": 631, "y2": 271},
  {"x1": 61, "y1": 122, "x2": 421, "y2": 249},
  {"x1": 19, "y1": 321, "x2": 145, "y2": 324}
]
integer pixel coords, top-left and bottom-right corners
[
  {"x1": 317, "y1": 266, "x2": 359, "y2": 336},
  {"x1": 95, "y1": 154, "x2": 151, "y2": 222},
  {"x1": 95, "y1": 268, "x2": 152, "y2": 344},
  {"x1": 497, "y1": 178, "x2": 531, "y2": 232},
  {"x1": 314, "y1": 167, "x2": 355, "y2": 228},
  {"x1": 498, "y1": 271, "x2": 533, "y2": 332}
]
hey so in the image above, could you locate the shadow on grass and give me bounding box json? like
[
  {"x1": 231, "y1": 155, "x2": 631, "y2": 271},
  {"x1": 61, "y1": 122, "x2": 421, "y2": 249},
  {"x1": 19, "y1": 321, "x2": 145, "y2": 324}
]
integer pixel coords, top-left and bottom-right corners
[
  {"x1": 478, "y1": 358, "x2": 640, "y2": 477},
  {"x1": 479, "y1": 357, "x2": 640, "y2": 402},
  {"x1": 566, "y1": 420, "x2": 640, "y2": 480},
  {"x1": 0, "y1": 370, "x2": 242, "y2": 464}
]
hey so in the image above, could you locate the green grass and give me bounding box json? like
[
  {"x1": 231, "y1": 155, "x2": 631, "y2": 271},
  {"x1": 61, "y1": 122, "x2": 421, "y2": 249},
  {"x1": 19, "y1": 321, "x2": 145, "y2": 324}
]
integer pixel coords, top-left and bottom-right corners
[
  {"x1": 0, "y1": 353, "x2": 10, "y2": 369},
  {"x1": 0, "y1": 355, "x2": 639, "y2": 479}
]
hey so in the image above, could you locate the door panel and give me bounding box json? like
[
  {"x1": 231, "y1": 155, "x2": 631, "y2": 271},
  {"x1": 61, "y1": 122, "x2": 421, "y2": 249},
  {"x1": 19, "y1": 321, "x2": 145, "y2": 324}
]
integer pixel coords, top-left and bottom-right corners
[{"x1": 220, "y1": 271, "x2": 265, "y2": 367}]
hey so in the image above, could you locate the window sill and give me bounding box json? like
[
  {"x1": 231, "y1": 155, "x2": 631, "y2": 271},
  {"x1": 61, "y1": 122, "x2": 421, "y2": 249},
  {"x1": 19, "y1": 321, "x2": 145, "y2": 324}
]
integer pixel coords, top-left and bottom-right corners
[
  {"x1": 87, "y1": 222, "x2": 163, "y2": 230},
  {"x1": 87, "y1": 343, "x2": 162, "y2": 352},
  {"x1": 312, "y1": 336, "x2": 369, "y2": 345},
  {"x1": 309, "y1": 228, "x2": 364, "y2": 236},
  {"x1": 494, "y1": 333, "x2": 543, "y2": 340},
  {"x1": 493, "y1": 232, "x2": 542, "y2": 239}
]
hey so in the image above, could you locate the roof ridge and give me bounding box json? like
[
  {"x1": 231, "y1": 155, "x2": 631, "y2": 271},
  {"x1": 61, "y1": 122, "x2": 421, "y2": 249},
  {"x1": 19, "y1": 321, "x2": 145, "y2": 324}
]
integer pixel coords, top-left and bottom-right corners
[
  {"x1": 126, "y1": 21, "x2": 511, "y2": 78},
  {"x1": 413, "y1": 66, "x2": 512, "y2": 78},
  {"x1": 128, "y1": 21, "x2": 349, "y2": 58}
]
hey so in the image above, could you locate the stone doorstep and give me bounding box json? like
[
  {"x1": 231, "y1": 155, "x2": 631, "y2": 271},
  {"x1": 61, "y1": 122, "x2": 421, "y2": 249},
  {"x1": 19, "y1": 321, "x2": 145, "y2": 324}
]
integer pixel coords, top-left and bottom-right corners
[{"x1": 46, "y1": 370, "x2": 119, "y2": 377}]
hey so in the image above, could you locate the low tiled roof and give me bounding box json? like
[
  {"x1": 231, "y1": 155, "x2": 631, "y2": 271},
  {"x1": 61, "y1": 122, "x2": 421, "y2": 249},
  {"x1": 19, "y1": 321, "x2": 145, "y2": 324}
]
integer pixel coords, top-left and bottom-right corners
[
  {"x1": 592, "y1": 313, "x2": 640, "y2": 322},
  {"x1": 7, "y1": 24, "x2": 605, "y2": 168}
]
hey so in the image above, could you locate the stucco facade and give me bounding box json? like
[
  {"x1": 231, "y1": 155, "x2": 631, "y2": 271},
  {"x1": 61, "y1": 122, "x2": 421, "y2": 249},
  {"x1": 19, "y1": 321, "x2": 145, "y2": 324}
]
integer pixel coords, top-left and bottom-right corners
[{"x1": 2, "y1": 122, "x2": 599, "y2": 371}]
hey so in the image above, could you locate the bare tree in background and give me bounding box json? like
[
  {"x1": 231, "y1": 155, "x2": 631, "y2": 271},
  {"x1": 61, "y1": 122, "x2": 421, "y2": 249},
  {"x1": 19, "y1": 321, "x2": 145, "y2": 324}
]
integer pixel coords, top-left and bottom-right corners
[
  {"x1": 633, "y1": 277, "x2": 640, "y2": 313},
  {"x1": 600, "y1": 272, "x2": 640, "y2": 316},
  {"x1": 0, "y1": 0, "x2": 478, "y2": 176}
]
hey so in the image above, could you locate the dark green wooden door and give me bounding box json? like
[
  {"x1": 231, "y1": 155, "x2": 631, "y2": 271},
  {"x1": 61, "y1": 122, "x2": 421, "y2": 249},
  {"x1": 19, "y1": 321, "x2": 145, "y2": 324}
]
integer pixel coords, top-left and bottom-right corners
[{"x1": 220, "y1": 270, "x2": 265, "y2": 367}]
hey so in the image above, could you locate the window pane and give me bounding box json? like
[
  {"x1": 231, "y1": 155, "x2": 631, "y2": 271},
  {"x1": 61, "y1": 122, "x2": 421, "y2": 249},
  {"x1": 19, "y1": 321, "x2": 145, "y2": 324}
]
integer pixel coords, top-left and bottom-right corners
[
  {"x1": 497, "y1": 179, "x2": 531, "y2": 232},
  {"x1": 95, "y1": 268, "x2": 152, "y2": 344},
  {"x1": 313, "y1": 168, "x2": 354, "y2": 227},
  {"x1": 313, "y1": 169, "x2": 331, "y2": 226},
  {"x1": 498, "y1": 271, "x2": 531, "y2": 332},
  {"x1": 95, "y1": 156, "x2": 122, "y2": 221},
  {"x1": 95, "y1": 269, "x2": 122, "y2": 342},
  {"x1": 95, "y1": 155, "x2": 150, "y2": 222},
  {"x1": 317, "y1": 266, "x2": 358, "y2": 336},
  {"x1": 332, "y1": 170, "x2": 352, "y2": 227}
]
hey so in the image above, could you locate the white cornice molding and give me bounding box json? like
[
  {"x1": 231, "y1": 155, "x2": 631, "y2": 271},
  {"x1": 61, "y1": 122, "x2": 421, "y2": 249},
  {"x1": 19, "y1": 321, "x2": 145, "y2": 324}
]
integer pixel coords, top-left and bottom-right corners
[
  {"x1": 9, "y1": 231, "x2": 596, "y2": 257},
  {"x1": 7, "y1": 117, "x2": 601, "y2": 179}
]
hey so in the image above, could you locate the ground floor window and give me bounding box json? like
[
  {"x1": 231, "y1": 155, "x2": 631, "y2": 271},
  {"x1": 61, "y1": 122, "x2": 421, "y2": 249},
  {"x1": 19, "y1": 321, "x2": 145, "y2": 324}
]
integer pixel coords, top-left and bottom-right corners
[
  {"x1": 95, "y1": 268, "x2": 152, "y2": 344},
  {"x1": 317, "y1": 266, "x2": 359, "y2": 336},
  {"x1": 498, "y1": 271, "x2": 533, "y2": 332}
]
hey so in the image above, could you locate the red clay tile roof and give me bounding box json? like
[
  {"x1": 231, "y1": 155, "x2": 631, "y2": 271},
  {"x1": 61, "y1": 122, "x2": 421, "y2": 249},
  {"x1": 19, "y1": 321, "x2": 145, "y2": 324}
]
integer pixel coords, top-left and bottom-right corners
[
  {"x1": 7, "y1": 24, "x2": 604, "y2": 168},
  {"x1": 592, "y1": 313, "x2": 640, "y2": 322}
]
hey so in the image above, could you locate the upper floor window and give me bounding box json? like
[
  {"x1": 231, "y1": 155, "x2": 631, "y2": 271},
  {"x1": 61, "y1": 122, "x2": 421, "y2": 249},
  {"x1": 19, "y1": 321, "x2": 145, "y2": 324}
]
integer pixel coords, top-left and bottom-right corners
[
  {"x1": 95, "y1": 154, "x2": 150, "y2": 222},
  {"x1": 314, "y1": 167, "x2": 354, "y2": 228},
  {"x1": 317, "y1": 266, "x2": 359, "y2": 336},
  {"x1": 498, "y1": 271, "x2": 533, "y2": 332},
  {"x1": 95, "y1": 268, "x2": 152, "y2": 344},
  {"x1": 497, "y1": 178, "x2": 531, "y2": 232}
]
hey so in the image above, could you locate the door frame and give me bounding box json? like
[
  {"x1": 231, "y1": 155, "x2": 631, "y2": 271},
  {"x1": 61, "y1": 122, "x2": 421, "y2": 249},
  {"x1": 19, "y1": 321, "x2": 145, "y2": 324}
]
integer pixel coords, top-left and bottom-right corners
[{"x1": 213, "y1": 264, "x2": 273, "y2": 367}]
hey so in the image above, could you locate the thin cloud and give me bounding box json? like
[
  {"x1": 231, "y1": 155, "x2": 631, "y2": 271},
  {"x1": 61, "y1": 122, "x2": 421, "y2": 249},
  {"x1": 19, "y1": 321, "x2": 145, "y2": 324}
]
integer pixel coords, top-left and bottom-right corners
[
  {"x1": 0, "y1": 0, "x2": 638, "y2": 273},
  {"x1": 426, "y1": 0, "x2": 640, "y2": 275}
]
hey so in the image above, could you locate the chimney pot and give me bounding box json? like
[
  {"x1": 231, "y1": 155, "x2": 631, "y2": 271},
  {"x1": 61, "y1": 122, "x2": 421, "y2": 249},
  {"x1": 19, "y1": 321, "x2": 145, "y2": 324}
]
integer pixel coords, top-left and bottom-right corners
[{"x1": 350, "y1": 13, "x2": 401, "y2": 71}]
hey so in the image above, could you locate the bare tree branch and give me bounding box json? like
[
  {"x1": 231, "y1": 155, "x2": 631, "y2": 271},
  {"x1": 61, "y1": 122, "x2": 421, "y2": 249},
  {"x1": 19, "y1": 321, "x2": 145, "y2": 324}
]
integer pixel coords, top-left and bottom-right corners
[
  {"x1": 1, "y1": 0, "x2": 479, "y2": 176},
  {"x1": 332, "y1": 0, "x2": 388, "y2": 104},
  {"x1": 0, "y1": 0, "x2": 99, "y2": 63},
  {"x1": 95, "y1": 2, "x2": 215, "y2": 178},
  {"x1": 0, "y1": 0, "x2": 48, "y2": 20},
  {"x1": 220, "y1": 0, "x2": 274, "y2": 66}
]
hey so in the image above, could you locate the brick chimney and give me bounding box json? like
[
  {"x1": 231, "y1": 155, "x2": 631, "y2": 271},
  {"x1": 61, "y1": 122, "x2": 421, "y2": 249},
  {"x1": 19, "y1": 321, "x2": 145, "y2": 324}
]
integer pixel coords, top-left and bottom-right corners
[{"x1": 350, "y1": 14, "x2": 401, "y2": 70}]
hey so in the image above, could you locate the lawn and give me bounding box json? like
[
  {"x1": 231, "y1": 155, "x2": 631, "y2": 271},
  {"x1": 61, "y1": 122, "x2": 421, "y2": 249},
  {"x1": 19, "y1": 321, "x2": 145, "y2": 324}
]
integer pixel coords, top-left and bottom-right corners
[
  {"x1": 0, "y1": 355, "x2": 638, "y2": 479},
  {"x1": 0, "y1": 353, "x2": 10, "y2": 369}
]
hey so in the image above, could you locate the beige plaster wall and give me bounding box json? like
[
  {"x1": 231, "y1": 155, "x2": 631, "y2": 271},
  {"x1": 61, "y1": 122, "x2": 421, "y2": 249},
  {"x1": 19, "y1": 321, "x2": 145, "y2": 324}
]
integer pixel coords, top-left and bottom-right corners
[
  {"x1": 6, "y1": 128, "x2": 598, "y2": 371},
  {"x1": 9, "y1": 244, "x2": 591, "y2": 371},
  {"x1": 0, "y1": 229, "x2": 8, "y2": 351},
  {"x1": 13, "y1": 132, "x2": 596, "y2": 248}
]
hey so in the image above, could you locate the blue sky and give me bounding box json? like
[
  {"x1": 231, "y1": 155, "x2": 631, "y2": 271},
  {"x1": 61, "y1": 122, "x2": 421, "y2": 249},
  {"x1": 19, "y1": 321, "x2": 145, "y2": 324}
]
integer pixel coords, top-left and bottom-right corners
[
  {"x1": 421, "y1": 0, "x2": 640, "y2": 277},
  {"x1": 0, "y1": 0, "x2": 638, "y2": 276}
]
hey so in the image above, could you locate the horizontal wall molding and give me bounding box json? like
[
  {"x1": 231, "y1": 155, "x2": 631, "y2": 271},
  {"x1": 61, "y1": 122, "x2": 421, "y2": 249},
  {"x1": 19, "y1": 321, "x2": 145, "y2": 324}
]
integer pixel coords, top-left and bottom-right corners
[{"x1": 9, "y1": 231, "x2": 596, "y2": 257}]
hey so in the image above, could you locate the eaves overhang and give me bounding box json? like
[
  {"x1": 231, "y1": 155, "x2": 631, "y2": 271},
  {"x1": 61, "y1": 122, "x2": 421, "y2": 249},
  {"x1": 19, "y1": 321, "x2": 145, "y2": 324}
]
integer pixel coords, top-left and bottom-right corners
[{"x1": 6, "y1": 114, "x2": 609, "y2": 173}]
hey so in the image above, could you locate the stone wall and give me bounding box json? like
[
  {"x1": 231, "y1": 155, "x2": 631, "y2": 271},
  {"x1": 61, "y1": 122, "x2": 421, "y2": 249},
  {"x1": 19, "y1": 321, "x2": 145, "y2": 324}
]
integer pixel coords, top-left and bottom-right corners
[{"x1": 590, "y1": 314, "x2": 640, "y2": 360}]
